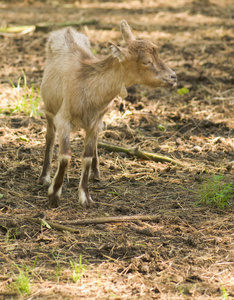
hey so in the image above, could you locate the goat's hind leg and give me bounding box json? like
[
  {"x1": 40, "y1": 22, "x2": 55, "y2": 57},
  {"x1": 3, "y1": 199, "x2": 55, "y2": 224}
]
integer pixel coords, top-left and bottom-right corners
[
  {"x1": 78, "y1": 129, "x2": 99, "y2": 207},
  {"x1": 39, "y1": 115, "x2": 56, "y2": 185},
  {"x1": 89, "y1": 142, "x2": 100, "y2": 181},
  {"x1": 48, "y1": 122, "x2": 71, "y2": 207}
]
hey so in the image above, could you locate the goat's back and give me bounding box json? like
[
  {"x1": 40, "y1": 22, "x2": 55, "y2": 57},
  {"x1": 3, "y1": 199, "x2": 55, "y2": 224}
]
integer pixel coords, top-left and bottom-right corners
[
  {"x1": 46, "y1": 27, "x2": 92, "y2": 59},
  {"x1": 41, "y1": 27, "x2": 95, "y2": 116}
]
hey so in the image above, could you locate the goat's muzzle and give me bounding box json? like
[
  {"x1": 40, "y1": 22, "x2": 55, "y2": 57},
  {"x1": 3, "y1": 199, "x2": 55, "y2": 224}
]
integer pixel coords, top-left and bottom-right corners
[{"x1": 162, "y1": 73, "x2": 177, "y2": 88}]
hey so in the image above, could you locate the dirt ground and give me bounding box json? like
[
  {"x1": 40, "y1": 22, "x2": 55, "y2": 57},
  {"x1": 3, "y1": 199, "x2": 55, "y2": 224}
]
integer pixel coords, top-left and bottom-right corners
[{"x1": 0, "y1": 0, "x2": 234, "y2": 299}]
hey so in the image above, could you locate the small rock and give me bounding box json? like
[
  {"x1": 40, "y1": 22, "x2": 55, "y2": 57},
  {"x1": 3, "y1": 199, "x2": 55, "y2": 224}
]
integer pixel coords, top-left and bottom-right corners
[
  {"x1": 193, "y1": 146, "x2": 202, "y2": 152},
  {"x1": 176, "y1": 138, "x2": 183, "y2": 145},
  {"x1": 95, "y1": 224, "x2": 107, "y2": 230},
  {"x1": 137, "y1": 227, "x2": 154, "y2": 236}
]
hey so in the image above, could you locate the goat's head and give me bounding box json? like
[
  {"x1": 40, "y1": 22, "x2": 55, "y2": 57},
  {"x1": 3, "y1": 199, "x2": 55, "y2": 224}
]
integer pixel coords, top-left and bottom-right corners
[{"x1": 108, "y1": 20, "x2": 177, "y2": 88}]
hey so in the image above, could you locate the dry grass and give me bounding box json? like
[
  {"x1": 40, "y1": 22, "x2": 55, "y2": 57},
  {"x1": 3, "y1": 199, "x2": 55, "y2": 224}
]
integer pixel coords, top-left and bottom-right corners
[{"x1": 0, "y1": 0, "x2": 234, "y2": 299}]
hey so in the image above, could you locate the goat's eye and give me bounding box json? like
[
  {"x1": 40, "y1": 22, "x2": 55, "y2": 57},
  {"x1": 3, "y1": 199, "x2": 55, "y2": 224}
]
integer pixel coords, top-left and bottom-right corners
[{"x1": 142, "y1": 61, "x2": 152, "y2": 66}]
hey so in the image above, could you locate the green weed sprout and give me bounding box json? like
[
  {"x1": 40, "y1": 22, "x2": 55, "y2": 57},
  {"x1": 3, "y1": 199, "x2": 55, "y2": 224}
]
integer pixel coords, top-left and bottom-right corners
[
  {"x1": 177, "y1": 87, "x2": 189, "y2": 95},
  {"x1": 222, "y1": 284, "x2": 229, "y2": 300},
  {"x1": 12, "y1": 267, "x2": 31, "y2": 295},
  {"x1": 70, "y1": 255, "x2": 87, "y2": 283},
  {"x1": 10, "y1": 256, "x2": 38, "y2": 295},
  {"x1": 197, "y1": 175, "x2": 234, "y2": 209},
  {"x1": 6, "y1": 70, "x2": 41, "y2": 117},
  {"x1": 51, "y1": 251, "x2": 62, "y2": 282}
]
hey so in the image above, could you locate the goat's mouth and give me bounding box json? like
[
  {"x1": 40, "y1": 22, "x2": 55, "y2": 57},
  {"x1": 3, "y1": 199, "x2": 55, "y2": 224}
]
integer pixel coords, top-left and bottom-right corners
[{"x1": 162, "y1": 78, "x2": 177, "y2": 88}]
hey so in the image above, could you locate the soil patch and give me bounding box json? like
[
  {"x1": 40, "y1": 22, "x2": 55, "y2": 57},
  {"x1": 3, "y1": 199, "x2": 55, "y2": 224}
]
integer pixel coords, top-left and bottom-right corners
[{"x1": 0, "y1": 0, "x2": 233, "y2": 299}]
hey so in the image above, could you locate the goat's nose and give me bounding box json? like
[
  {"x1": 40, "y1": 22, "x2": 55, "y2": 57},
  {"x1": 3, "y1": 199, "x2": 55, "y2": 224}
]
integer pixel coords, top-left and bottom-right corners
[
  {"x1": 171, "y1": 73, "x2": 177, "y2": 81},
  {"x1": 170, "y1": 72, "x2": 177, "y2": 87}
]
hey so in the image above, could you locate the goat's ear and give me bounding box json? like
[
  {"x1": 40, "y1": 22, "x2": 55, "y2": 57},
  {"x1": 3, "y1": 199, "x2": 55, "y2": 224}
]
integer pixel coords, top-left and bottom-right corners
[
  {"x1": 108, "y1": 42, "x2": 128, "y2": 62},
  {"x1": 120, "y1": 19, "x2": 135, "y2": 42}
]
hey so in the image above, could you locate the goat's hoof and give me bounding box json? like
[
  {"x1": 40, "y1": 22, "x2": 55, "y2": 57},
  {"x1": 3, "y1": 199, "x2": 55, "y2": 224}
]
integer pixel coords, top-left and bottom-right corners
[
  {"x1": 39, "y1": 174, "x2": 51, "y2": 185},
  {"x1": 86, "y1": 198, "x2": 94, "y2": 208},
  {"x1": 48, "y1": 194, "x2": 60, "y2": 208},
  {"x1": 80, "y1": 197, "x2": 94, "y2": 208},
  {"x1": 89, "y1": 170, "x2": 100, "y2": 181},
  {"x1": 89, "y1": 174, "x2": 100, "y2": 181},
  {"x1": 78, "y1": 191, "x2": 94, "y2": 208}
]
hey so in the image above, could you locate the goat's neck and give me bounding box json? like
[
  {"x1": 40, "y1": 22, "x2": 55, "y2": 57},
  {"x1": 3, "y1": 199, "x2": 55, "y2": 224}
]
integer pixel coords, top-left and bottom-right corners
[{"x1": 90, "y1": 56, "x2": 125, "y2": 102}]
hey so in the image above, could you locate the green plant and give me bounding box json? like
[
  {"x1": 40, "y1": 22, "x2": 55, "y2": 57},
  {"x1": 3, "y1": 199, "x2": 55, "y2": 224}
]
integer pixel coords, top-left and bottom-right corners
[
  {"x1": 178, "y1": 285, "x2": 191, "y2": 296},
  {"x1": 9, "y1": 255, "x2": 38, "y2": 295},
  {"x1": 157, "y1": 124, "x2": 166, "y2": 131},
  {"x1": 177, "y1": 87, "x2": 189, "y2": 95},
  {"x1": 12, "y1": 266, "x2": 31, "y2": 295},
  {"x1": 51, "y1": 251, "x2": 62, "y2": 282},
  {"x1": 222, "y1": 284, "x2": 229, "y2": 299},
  {"x1": 5, "y1": 227, "x2": 20, "y2": 243},
  {"x1": 2, "y1": 70, "x2": 41, "y2": 117},
  {"x1": 92, "y1": 48, "x2": 98, "y2": 55},
  {"x1": 70, "y1": 255, "x2": 87, "y2": 283},
  {"x1": 32, "y1": 255, "x2": 38, "y2": 270},
  {"x1": 197, "y1": 175, "x2": 234, "y2": 209}
]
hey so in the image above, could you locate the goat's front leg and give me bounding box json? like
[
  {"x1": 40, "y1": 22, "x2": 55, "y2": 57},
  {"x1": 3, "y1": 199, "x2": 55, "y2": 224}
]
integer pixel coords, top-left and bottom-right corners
[
  {"x1": 48, "y1": 123, "x2": 71, "y2": 208},
  {"x1": 78, "y1": 129, "x2": 99, "y2": 207}
]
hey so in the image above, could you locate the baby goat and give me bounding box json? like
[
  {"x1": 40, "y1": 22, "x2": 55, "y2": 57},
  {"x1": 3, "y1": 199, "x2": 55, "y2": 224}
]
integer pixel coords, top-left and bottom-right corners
[{"x1": 39, "y1": 20, "x2": 177, "y2": 208}]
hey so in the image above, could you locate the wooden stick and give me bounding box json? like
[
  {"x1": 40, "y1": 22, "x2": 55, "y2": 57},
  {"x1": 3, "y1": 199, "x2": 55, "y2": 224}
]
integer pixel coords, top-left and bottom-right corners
[
  {"x1": 0, "y1": 292, "x2": 18, "y2": 297},
  {"x1": 0, "y1": 275, "x2": 10, "y2": 280},
  {"x1": 59, "y1": 214, "x2": 161, "y2": 226},
  {"x1": 1, "y1": 214, "x2": 160, "y2": 230},
  {"x1": 98, "y1": 142, "x2": 182, "y2": 166},
  {"x1": 24, "y1": 217, "x2": 80, "y2": 234}
]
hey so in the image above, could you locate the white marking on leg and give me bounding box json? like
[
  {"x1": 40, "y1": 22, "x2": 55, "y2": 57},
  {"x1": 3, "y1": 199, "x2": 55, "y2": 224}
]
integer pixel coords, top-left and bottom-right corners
[
  {"x1": 40, "y1": 172, "x2": 52, "y2": 185},
  {"x1": 47, "y1": 154, "x2": 70, "y2": 197},
  {"x1": 48, "y1": 160, "x2": 60, "y2": 195},
  {"x1": 59, "y1": 154, "x2": 71, "y2": 163},
  {"x1": 78, "y1": 188, "x2": 88, "y2": 205},
  {"x1": 82, "y1": 156, "x2": 92, "y2": 168},
  {"x1": 48, "y1": 179, "x2": 55, "y2": 196},
  {"x1": 79, "y1": 157, "x2": 92, "y2": 185},
  {"x1": 78, "y1": 156, "x2": 92, "y2": 205},
  {"x1": 48, "y1": 183, "x2": 62, "y2": 198}
]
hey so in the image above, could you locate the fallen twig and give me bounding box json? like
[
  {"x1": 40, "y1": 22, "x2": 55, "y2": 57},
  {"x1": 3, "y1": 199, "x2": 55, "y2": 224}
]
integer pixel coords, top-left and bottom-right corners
[
  {"x1": 98, "y1": 142, "x2": 182, "y2": 166},
  {"x1": 24, "y1": 217, "x2": 80, "y2": 234},
  {"x1": 59, "y1": 214, "x2": 161, "y2": 225},
  {"x1": 0, "y1": 292, "x2": 18, "y2": 297},
  {"x1": 0, "y1": 275, "x2": 10, "y2": 280}
]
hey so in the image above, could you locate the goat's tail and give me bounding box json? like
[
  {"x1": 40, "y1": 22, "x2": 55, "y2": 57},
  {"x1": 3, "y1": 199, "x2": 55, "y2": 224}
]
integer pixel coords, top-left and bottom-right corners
[{"x1": 46, "y1": 27, "x2": 91, "y2": 57}]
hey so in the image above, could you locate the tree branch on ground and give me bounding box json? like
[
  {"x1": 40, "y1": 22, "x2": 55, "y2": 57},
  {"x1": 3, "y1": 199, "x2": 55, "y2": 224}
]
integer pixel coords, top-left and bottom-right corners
[
  {"x1": 98, "y1": 142, "x2": 182, "y2": 166},
  {"x1": 24, "y1": 217, "x2": 80, "y2": 234},
  {"x1": 59, "y1": 214, "x2": 161, "y2": 225}
]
